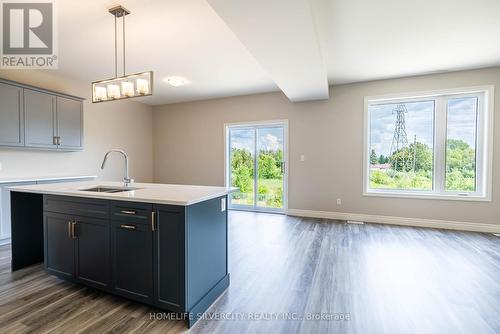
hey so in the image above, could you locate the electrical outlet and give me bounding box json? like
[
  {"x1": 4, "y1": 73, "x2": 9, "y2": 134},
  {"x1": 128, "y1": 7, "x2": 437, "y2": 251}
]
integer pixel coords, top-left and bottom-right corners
[
  {"x1": 300, "y1": 155, "x2": 305, "y2": 162},
  {"x1": 337, "y1": 198, "x2": 342, "y2": 205}
]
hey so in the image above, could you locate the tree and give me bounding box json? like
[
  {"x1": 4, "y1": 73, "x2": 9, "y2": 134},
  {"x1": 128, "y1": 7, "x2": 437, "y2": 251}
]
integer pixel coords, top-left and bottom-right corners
[
  {"x1": 389, "y1": 142, "x2": 432, "y2": 172},
  {"x1": 231, "y1": 148, "x2": 253, "y2": 192},
  {"x1": 446, "y1": 139, "x2": 475, "y2": 173},
  {"x1": 370, "y1": 149, "x2": 378, "y2": 165},
  {"x1": 258, "y1": 152, "x2": 281, "y2": 179},
  {"x1": 378, "y1": 154, "x2": 388, "y2": 164}
]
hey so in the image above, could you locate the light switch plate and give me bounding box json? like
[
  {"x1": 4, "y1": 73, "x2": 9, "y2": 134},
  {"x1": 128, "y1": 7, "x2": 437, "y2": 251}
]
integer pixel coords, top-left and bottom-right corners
[{"x1": 221, "y1": 198, "x2": 226, "y2": 212}]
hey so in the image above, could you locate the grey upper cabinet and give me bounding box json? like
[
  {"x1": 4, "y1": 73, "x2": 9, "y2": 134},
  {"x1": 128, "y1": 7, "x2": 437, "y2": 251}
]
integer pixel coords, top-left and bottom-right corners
[
  {"x1": 0, "y1": 78, "x2": 84, "y2": 151},
  {"x1": 56, "y1": 97, "x2": 83, "y2": 150},
  {"x1": 0, "y1": 82, "x2": 24, "y2": 146},
  {"x1": 24, "y1": 89, "x2": 57, "y2": 148}
]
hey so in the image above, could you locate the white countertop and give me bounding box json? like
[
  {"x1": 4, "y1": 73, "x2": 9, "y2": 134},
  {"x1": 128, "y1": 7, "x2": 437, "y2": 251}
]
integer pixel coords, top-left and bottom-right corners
[
  {"x1": 8, "y1": 181, "x2": 236, "y2": 206},
  {"x1": 0, "y1": 175, "x2": 96, "y2": 184}
]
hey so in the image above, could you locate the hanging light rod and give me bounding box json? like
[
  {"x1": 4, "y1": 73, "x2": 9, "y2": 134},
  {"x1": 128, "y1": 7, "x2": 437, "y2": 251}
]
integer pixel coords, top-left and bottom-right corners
[{"x1": 92, "y1": 5, "x2": 153, "y2": 103}]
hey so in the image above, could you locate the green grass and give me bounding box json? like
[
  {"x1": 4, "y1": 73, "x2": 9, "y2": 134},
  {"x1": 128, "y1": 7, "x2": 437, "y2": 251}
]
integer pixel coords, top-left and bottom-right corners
[
  {"x1": 231, "y1": 178, "x2": 283, "y2": 208},
  {"x1": 370, "y1": 169, "x2": 475, "y2": 192}
]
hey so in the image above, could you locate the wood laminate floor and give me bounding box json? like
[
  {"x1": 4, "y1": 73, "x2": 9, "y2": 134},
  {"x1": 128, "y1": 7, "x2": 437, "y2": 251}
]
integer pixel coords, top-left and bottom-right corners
[{"x1": 0, "y1": 211, "x2": 499, "y2": 334}]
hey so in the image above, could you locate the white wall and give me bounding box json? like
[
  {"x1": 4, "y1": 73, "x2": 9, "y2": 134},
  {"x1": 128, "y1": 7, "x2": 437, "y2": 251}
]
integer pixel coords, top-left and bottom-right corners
[
  {"x1": 152, "y1": 67, "x2": 499, "y2": 227},
  {"x1": 0, "y1": 70, "x2": 153, "y2": 182}
]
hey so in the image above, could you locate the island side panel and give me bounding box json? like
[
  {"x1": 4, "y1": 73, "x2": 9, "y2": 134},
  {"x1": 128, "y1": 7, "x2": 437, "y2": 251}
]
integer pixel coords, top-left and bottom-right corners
[
  {"x1": 186, "y1": 195, "x2": 229, "y2": 312},
  {"x1": 10, "y1": 191, "x2": 44, "y2": 270}
]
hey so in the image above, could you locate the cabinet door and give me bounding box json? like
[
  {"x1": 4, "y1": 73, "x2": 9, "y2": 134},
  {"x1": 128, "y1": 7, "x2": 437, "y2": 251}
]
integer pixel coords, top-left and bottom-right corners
[
  {"x1": 75, "y1": 217, "x2": 110, "y2": 289},
  {"x1": 56, "y1": 97, "x2": 83, "y2": 150},
  {"x1": 44, "y1": 213, "x2": 75, "y2": 279},
  {"x1": 111, "y1": 220, "x2": 153, "y2": 303},
  {"x1": 24, "y1": 89, "x2": 56, "y2": 148},
  {"x1": 0, "y1": 83, "x2": 24, "y2": 146},
  {"x1": 153, "y1": 205, "x2": 185, "y2": 311}
]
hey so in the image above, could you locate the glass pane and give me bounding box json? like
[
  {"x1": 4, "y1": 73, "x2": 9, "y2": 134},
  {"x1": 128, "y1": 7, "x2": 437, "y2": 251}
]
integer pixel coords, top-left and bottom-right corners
[
  {"x1": 230, "y1": 128, "x2": 255, "y2": 206},
  {"x1": 369, "y1": 101, "x2": 435, "y2": 191},
  {"x1": 257, "y1": 127, "x2": 284, "y2": 209},
  {"x1": 445, "y1": 97, "x2": 478, "y2": 192}
]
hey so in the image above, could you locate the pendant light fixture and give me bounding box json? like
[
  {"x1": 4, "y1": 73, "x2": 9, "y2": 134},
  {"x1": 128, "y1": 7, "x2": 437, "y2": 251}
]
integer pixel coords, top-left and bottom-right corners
[{"x1": 92, "y1": 5, "x2": 153, "y2": 103}]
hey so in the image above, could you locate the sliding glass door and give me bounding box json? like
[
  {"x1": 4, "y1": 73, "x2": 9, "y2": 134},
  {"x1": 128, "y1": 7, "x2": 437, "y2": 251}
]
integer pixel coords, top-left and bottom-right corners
[{"x1": 227, "y1": 122, "x2": 286, "y2": 213}]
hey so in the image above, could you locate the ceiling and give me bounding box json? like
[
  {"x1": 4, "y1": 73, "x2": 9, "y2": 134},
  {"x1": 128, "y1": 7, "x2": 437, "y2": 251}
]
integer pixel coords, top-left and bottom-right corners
[{"x1": 54, "y1": 0, "x2": 500, "y2": 105}]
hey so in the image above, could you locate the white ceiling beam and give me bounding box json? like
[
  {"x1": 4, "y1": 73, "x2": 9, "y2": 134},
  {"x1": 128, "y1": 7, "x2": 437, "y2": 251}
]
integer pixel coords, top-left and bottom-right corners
[{"x1": 207, "y1": 0, "x2": 329, "y2": 102}]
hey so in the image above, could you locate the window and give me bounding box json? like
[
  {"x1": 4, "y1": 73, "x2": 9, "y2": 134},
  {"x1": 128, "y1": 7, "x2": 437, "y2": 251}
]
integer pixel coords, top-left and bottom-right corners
[
  {"x1": 225, "y1": 120, "x2": 288, "y2": 213},
  {"x1": 364, "y1": 86, "x2": 493, "y2": 200}
]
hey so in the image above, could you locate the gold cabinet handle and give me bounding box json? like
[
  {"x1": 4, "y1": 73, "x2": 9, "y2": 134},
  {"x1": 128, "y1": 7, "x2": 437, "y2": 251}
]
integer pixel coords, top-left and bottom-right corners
[
  {"x1": 68, "y1": 221, "x2": 72, "y2": 238},
  {"x1": 71, "y1": 221, "x2": 77, "y2": 239},
  {"x1": 151, "y1": 211, "x2": 156, "y2": 232},
  {"x1": 121, "y1": 210, "x2": 137, "y2": 215},
  {"x1": 120, "y1": 224, "x2": 136, "y2": 230}
]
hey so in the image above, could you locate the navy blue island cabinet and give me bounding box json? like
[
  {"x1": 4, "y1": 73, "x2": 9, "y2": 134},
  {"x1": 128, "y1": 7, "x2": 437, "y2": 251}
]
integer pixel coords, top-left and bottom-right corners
[{"x1": 10, "y1": 192, "x2": 230, "y2": 328}]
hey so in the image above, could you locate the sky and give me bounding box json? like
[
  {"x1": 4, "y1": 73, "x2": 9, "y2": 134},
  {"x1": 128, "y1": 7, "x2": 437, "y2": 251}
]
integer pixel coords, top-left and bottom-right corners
[
  {"x1": 369, "y1": 97, "x2": 477, "y2": 157},
  {"x1": 230, "y1": 127, "x2": 283, "y2": 153}
]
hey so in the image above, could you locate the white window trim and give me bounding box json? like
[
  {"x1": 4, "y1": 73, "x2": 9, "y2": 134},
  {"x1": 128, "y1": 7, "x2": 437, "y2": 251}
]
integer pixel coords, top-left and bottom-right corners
[
  {"x1": 223, "y1": 119, "x2": 289, "y2": 212},
  {"x1": 363, "y1": 85, "x2": 494, "y2": 201}
]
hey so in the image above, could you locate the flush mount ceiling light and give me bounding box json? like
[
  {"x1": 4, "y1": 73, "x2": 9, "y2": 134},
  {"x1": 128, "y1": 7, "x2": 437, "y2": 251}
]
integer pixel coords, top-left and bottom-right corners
[
  {"x1": 91, "y1": 5, "x2": 153, "y2": 103},
  {"x1": 164, "y1": 76, "x2": 189, "y2": 87}
]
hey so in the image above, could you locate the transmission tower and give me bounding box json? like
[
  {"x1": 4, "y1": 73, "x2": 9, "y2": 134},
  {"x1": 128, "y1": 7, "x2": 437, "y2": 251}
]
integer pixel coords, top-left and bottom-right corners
[{"x1": 389, "y1": 104, "x2": 411, "y2": 171}]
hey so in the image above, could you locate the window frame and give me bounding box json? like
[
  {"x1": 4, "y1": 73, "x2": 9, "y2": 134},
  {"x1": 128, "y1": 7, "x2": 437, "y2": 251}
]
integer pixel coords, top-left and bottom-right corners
[{"x1": 363, "y1": 86, "x2": 494, "y2": 201}]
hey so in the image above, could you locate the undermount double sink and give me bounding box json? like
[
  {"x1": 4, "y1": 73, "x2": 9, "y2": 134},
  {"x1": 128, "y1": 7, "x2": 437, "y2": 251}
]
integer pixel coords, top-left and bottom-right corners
[{"x1": 80, "y1": 186, "x2": 140, "y2": 193}]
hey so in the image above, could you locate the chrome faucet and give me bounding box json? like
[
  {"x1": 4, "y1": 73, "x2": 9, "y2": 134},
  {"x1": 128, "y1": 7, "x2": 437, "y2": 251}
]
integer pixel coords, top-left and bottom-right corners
[{"x1": 101, "y1": 149, "x2": 134, "y2": 187}]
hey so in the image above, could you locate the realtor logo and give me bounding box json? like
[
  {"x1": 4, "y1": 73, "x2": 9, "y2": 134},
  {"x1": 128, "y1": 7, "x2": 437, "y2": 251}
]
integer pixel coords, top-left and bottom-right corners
[{"x1": 1, "y1": 0, "x2": 58, "y2": 69}]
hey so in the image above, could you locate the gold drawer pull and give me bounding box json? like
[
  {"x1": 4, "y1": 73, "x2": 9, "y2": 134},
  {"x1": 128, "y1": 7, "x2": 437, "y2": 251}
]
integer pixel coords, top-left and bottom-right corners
[
  {"x1": 121, "y1": 210, "x2": 136, "y2": 215},
  {"x1": 68, "y1": 221, "x2": 77, "y2": 239},
  {"x1": 151, "y1": 211, "x2": 156, "y2": 232},
  {"x1": 120, "y1": 224, "x2": 136, "y2": 230}
]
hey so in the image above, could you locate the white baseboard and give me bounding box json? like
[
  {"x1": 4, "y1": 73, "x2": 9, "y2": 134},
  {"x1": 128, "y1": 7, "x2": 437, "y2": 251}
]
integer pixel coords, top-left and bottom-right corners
[{"x1": 286, "y1": 209, "x2": 500, "y2": 234}]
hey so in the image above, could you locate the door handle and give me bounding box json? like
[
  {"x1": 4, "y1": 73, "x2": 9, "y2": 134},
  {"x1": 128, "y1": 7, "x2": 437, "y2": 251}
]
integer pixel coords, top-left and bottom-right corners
[
  {"x1": 68, "y1": 221, "x2": 72, "y2": 238},
  {"x1": 151, "y1": 211, "x2": 156, "y2": 232},
  {"x1": 120, "y1": 210, "x2": 137, "y2": 215},
  {"x1": 71, "y1": 221, "x2": 77, "y2": 239},
  {"x1": 120, "y1": 224, "x2": 137, "y2": 230}
]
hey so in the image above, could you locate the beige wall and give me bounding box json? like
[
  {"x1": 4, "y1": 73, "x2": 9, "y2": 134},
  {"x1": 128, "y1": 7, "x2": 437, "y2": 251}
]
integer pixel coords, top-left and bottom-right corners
[
  {"x1": 0, "y1": 70, "x2": 153, "y2": 182},
  {"x1": 153, "y1": 67, "x2": 499, "y2": 226}
]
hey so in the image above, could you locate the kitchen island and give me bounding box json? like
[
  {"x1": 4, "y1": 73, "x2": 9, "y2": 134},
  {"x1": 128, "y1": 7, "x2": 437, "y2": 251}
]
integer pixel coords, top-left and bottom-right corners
[{"x1": 8, "y1": 181, "x2": 233, "y2": 327}]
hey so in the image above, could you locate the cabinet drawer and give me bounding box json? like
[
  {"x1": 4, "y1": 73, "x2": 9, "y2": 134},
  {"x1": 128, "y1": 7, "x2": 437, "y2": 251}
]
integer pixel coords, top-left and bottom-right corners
[
  {"x1": 110, "y1": 201, "x2": 152, "y2": 224},
  {"x1": 44, "y1": 195, "x2": 108, "y2": 219}
]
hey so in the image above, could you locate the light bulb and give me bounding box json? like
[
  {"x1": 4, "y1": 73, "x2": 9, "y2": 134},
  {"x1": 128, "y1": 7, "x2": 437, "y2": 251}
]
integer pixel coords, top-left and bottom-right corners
[
  {"x1": 107, "y1": 84, "x2": 121, "y2": 99},
  {"x1": 121, "y1": 81, "x2": 134, "y2": 97},
  {"x1": 94, "y1": 86, "x2": 107, "y2": 101},
  {"x1": 136, "y1": 79, "x2": 149, "y2": 95}
]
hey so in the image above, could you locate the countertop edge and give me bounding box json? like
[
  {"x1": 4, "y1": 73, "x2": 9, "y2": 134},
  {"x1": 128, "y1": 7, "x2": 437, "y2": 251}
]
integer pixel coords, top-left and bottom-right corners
[
  {"x1": 9, "y1": 188, "x2": 231, "y2": 206},
  {"x1": 0, "y1": 175, "x2": 97, "y2": 185}
]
